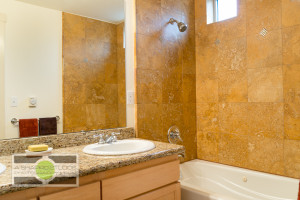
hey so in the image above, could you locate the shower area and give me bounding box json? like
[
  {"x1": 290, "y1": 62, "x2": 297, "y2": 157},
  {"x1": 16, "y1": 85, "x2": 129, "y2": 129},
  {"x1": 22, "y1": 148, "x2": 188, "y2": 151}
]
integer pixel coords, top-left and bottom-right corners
[{"x1": 135, "y1": 0, "x2": 300, "y2": 186}]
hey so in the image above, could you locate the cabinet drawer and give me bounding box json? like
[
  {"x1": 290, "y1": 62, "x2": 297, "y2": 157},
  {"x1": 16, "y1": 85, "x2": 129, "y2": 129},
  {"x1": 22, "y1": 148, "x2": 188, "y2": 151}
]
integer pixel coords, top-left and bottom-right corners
[
  {"x1": 102, "y1": 160, "x2": 180, "y2": 200},
  {"x1": 129, "y1": 183, "x2": 181, "y2": 200},
  {"x1": 39, "y1": 182, "x2": 100, "y2": 200}
]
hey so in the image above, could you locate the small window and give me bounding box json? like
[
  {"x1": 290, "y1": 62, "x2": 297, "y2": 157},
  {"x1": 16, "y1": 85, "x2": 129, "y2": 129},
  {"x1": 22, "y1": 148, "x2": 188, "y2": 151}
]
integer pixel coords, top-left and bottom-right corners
[{"x1": 206, "y1": 0, "x2": 237, "y2": 24}]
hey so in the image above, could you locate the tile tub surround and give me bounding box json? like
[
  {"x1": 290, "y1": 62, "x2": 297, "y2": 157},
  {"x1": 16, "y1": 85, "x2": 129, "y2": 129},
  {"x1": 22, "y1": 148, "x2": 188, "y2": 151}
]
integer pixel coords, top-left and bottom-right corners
[
  {"x1": 0, "y1": 140, "x2": 184, "y2": 196},
  {"x1": 196, "y1": 0, "x2": 300, "y2": 179},
  {"x1": 0, "y1": 127, "x2": 134, "y2": 156},
  {"x1": 135, "y1": 0, "x2": 197, "y2": 162}
]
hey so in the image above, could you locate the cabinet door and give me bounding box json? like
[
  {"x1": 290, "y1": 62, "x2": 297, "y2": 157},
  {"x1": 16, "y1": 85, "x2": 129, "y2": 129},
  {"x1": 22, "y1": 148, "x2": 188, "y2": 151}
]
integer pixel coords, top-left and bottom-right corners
[
  {"x1": 129, "y1": 183, "x2": 181, "y2": 200},
  {"x1": 102, "y1": 160, "x2": 180, "y2": 200},
  {"x1": 39, "y1": 182, "x2": 100, "y2": 200}
]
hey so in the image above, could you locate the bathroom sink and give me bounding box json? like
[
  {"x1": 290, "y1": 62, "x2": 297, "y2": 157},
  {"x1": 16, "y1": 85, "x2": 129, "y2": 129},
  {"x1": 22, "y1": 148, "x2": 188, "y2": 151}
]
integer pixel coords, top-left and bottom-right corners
[
  {"x1": 83, "y1": 139, "x2": 155, "y2": 156},
  {"x1": 0, "y1": 163, "x2": 6, "y2": 175}
]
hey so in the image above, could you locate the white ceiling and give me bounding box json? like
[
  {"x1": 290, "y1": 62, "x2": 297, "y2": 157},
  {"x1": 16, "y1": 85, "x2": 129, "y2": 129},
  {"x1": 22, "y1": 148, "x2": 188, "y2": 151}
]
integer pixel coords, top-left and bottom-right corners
[{"x1": 17, "y1": 0, "x2": 125, "y2": 24}]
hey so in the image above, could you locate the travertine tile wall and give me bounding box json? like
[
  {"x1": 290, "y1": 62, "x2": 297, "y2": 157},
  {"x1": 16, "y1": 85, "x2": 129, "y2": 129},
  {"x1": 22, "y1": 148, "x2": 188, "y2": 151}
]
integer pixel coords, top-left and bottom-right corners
[
  {"x1": 117, "y1": 22, "x2": 127, "y2": 128},
  {"x1": 135, "y1": 0, "x2": 197, "y2": 161},
  {"x1": 63, "y1": 13, "x2": 126, "y2": 133},
  {"x1": 196, "y1": 0, "x2": 300, "y2": 179}
]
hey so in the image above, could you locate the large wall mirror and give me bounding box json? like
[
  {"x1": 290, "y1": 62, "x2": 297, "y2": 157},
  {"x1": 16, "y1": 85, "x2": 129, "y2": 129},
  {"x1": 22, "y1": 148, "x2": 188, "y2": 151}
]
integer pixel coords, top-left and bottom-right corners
[{"x1": 0, "y1": 0, "x2": 131, "y2": 139}]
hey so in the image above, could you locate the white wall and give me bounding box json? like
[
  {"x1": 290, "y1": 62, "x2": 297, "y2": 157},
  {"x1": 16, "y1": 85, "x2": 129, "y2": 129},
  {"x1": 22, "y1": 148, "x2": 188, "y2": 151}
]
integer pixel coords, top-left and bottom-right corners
[
  {"x1": 124, "y1": 0, "x2": 135, "y2": 129},
  {"x1": 0, "y1": 0, "x2": 63, "y2": 139},
  {"x1": 0, "y1": 13, "x2": 6, "y2": 139}
]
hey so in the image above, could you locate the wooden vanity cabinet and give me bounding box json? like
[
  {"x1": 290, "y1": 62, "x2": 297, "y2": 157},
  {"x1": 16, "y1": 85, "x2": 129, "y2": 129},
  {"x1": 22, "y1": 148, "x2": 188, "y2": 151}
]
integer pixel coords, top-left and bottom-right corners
[
  {"x1": 1, "y1": 155, "x2": 181, "y2": 200},
  {"x1": 39, "y1": 182, "x2": 101, "y2": 200}
]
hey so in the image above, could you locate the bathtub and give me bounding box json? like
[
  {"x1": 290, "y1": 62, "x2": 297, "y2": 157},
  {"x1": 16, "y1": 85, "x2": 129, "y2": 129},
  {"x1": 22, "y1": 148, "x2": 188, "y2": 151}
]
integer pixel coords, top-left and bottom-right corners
[{"x1": 180, "y1": 160, "x2": 299, "y2": 200}]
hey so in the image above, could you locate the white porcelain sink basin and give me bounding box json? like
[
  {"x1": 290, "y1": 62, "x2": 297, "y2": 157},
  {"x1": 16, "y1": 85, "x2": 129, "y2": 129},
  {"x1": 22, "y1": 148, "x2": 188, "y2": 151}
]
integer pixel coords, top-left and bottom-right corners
[
  {"x1": 83, "y1": 139, "x2": 155, "y2": 156},
  {"x1": 0, "y1": 163, "x2": 6, "y2": 175}
]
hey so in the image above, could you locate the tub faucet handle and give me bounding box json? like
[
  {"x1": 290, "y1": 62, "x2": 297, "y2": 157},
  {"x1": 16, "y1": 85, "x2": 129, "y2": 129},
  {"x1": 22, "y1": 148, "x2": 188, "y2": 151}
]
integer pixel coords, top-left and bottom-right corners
[{"x1": 168, "y1": 126, "x2": 183, "y2": 144}]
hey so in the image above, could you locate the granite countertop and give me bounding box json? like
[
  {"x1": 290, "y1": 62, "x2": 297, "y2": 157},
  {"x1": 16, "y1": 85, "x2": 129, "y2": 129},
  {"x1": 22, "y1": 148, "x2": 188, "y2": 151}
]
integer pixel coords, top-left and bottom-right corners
[{"x1": 0, "y1": 139, "x2": 184, "y2": 196}]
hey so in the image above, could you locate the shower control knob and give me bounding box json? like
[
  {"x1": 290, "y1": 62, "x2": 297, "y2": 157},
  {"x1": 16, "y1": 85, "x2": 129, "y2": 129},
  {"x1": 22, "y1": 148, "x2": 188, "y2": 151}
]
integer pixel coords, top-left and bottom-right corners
[{"x1": 242, "y1": 176, "x2": 248, "y2": 182}]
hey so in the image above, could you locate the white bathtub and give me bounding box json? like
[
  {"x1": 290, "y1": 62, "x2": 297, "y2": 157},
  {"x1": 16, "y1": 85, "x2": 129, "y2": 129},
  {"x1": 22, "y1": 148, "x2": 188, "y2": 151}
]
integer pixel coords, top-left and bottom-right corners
[{"x1": 180, "y1": 160, "x2": 299, "y2": 200}]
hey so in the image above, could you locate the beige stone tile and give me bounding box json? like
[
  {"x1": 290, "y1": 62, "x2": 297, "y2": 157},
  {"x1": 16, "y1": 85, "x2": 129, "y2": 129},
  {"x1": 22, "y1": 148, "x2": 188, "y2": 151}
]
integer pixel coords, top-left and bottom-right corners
[
  {"x1": 63, "y1": 104, "x2": 87, "y2": 132},
  {"x1": 196, "y1": 37, "x2": 247, "y2": 75},
  {"x1": 196, "y1": 43, "x2": 218, "y2": 77},
  {"x1": 197, "y1": 131, "x2": 219, "y2": 162},
  {"x1": 105, "y1": 104, "x2": 119, "y2": 129},
  {"x1": 118, "y1": 104, "x2": 127, "y2": 127},
  {"x1": 90, "y1": 62, "x2": 105, "y2": 83},
  {"x1": 104, "y1": 84, "x2": 118, "y2": 105},
  {"x1": 282, "y1": 25, "x2": 300, "y2": 65},
  {"x1": 283, "y1": 64, "x2": 300, "y2": 103},
  {"x1": 182, "y1": 104, "x2": 197, "y2": 161},
  {"x1": 162, "y1": 89, "x2": 183, "y2": 104},
  {"x1": 63, "y1": 62, "x2": 92, "y2": 84},
  {"x1": 86, "y1": 104, "x2": 106, "y2": 130},
  {"x1": 196, "y1": 74, "x2": 218, "y2": 103},
  {"x1": 63, "y1": 12, "x2": 86, "y2": 39},
  {"x1": 104, "y1": 62, "x2": 118, "y2": 84},
  {"x1": 136, "y1": 104, "x2": 163, "y2": 141},
  {"x1": 219, "y1": 103, "x2": 249, "y2": 135},
  {"x1": 195, "y1": 0, "x2": 206, "y2": 20},
  {"x1": 247, "y1": 29, "x2": 282, "y2": 69},
  {"x1": 284, "y1": 103, "x2": 300, "y2": 140},
  {"x1": 248, "y1": 66, "x2": 283, "y2": 102},
  {"x1": 215, "y1": 37, "x2": 247, "y2": 72},
  {"x1": 196, "y1": 103, "x2": 218, "y2": 133},
  {"x1": 218, "y1": 70, "x2": 248, "y2": 102},
  {"x1": 85, "y1": 39, "x2": 104, "y2": 63},
  {"x1": 248, "y1": 137, "x2": 284, "y2": 176},
  {"x1": 161, "y1": 104, "x2": 184, "y2": 140},
  {"x1": 183, "y1": 74, "x2": 196, "y2": 103},
  {"x1": 218, "y1": 133, "x2": 248, "y2": 167},
  {"x1": 136, "y1": 69, "x2": 163, "y2": 104},
  {"x1": 183, "y1": 104, "x2": 197, "y2": 135},
  {"x1": 248, "y1": 103, "x2": 284, "y2": 139},
  {"x1": 136, "y1": 34, "x2": 164, "y2": 70},
  {"x1": 136, "y1": 0, "x2": 162, "y2": 37},
  {"x1": 284, "y1": 140, "x2": 300, "y2": 179},
  {"x1": 282, "y1": 0, "x2": 300, "y2": 27},
  {"x1": 85, "y1": 80, "x2": 106, "y2": 104},
  {"x1": 161, "y1": 0, "x2": 184, "y2": 14},
  {"x1": 63, "y1": 81, "x2": 87, "y2": 105},
  {"x1": 182, "y1": 28, "x2": 196, "y2": 75},
  {"x1": 63, "y1": 35, "x2": 86, "y2": 64},
  {"x1": 246, "y1": 0, "x2": 281, "y2": 35},
  {"x1": 162, "y1": 39, "x2": 183, "y2": 70}
]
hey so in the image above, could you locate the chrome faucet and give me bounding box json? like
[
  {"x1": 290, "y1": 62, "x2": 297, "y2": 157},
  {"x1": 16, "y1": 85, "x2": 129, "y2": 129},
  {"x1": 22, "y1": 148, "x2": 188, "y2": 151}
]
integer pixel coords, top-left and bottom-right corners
[
  {"x1": 93, "y1": 133, "x2": 105, "y2": 144},
  {"x1": 105, "y1": 132, "x2": 120, "y2": 144},
  {"x1": 93, "y1": 132, "x2": 120, "y2": 144}
]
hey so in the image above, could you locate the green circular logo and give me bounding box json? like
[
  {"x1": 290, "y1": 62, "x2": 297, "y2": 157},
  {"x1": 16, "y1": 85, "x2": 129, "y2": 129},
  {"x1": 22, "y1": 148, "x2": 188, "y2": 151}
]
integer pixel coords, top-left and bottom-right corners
[{"x1": 36, "y1": 161, "x2": 55, "y2": 180}]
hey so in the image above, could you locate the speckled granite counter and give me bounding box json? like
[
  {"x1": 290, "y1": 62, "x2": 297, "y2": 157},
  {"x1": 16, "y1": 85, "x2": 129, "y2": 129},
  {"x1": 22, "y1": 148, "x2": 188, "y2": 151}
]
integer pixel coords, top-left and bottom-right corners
[{"x1": 0, "y1": 139, "x2": 184, "y2": 196}]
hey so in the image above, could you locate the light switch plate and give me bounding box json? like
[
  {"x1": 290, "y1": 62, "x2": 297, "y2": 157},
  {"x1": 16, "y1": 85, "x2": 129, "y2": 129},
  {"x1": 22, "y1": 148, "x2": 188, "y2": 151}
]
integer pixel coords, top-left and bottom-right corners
[
  {"x1": 11, "y1": 96, "x2": 18, "y2": 107},
  {"x1": 127, "y1": 91, "x2": 134, "y2": 105},
  {"x1": 29, "y1": 97, "x2": 37, "y2": 107}
]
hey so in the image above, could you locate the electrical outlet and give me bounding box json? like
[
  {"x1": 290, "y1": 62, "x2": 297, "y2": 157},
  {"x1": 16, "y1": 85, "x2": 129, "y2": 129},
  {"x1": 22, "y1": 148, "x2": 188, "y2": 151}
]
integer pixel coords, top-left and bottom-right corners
[{"x1": 127, "y1": 91, "x2": 134, "y2": 105}]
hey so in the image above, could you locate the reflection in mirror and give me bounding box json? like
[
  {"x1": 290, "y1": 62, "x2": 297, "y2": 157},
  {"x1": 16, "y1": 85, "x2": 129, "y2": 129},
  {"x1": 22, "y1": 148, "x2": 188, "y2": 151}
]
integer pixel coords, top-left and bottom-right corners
[
  {"x1": 206, "y1": 0, "x2": 237, "y2": 24},
  {"x1": 0, "y1": 0, "x2": 126, "y2": 139}
]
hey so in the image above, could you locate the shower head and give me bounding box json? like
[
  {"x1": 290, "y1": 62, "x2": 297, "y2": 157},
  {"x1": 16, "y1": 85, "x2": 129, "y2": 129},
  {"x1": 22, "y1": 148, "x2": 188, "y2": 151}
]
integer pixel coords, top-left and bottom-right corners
[{"x1": 169, "y1": 18, "x2": 188, "y2": 32}]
